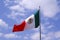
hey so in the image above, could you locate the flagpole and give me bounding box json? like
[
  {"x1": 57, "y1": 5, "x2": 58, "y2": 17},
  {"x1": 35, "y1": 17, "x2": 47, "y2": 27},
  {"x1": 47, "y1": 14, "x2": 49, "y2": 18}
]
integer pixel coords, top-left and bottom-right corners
[{"x1": 39, "y1": 6, "x2": 41, "y2": 40}]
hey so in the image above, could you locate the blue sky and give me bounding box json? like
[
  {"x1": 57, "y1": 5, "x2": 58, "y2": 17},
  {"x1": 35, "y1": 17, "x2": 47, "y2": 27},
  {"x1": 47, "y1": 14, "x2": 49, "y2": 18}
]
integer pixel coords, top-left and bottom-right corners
[{"x1": 0, "y1": 0, "x2": 60, "y2": 40}]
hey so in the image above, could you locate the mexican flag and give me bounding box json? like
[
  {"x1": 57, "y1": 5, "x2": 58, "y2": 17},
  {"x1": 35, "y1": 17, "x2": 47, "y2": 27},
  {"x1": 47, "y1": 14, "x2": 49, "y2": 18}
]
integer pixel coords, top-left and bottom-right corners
[{"x1": 12, "y1": 10, "x2": 40, "y2": 32}]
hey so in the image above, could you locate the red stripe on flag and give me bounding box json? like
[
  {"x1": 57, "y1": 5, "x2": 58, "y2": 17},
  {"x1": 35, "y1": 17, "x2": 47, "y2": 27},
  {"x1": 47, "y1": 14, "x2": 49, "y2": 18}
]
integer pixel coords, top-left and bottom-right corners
[{"x1": 12, "y1": 21, "x2": 26, "y2": 32}]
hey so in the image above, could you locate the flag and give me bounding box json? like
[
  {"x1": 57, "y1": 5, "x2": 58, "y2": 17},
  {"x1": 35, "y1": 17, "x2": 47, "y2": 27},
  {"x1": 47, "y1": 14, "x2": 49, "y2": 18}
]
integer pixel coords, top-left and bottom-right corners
[{"x1": 12, "y1": 10, "x2": 40, "y2": 32}]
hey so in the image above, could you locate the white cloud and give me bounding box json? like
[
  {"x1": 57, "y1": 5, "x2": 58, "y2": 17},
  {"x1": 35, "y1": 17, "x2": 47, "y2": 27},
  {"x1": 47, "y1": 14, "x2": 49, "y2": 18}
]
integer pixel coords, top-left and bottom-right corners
[
  {"x1": 41, "y1": 31, "x2": 60, "y2": 40},
  {"x1": 55, "y1": 31, "x2": 60, "y2": 38},
  {"x1": 0, "y1": 33, "x2": 22, "y2": 39},
  {"x1": 4, "y1": 0, "x2": 13, "y2": 6},
  {"x1": 32, "y1": 26, "x2": 40, "y2": 32},
  {"x1": 7, "y1": 4, "x2": 26, "y2": 20},
  {"x1": 41, "y1": 23, "x2": 56, "y2": 40},
  {"x1": 41, "y1": 19, "x2": 55, "y2": 33},
  {"x1": 5, "y1": 0, "x2": 40, "y2": 10},
  {"x1": 4, "y1": 0, "x2": 60, "y2": 18},
  {"x1": 41, "y1": 24, "x2": 48, "y2": 33},
  {"x1": 7, "y1": 11, "x2": 26, "y2": 23},
  {"x1": 20, "y1": 0, "x2": 40, "y2": 9},
  {"x1": 4, "y1": 33, "x2": 20, "y2": 38},
  {"x1": 41, "y1": 32, "x2": 55, "y2": 40},
  {"x1": 0, "y1": 33, "x2": 3, "y2": 37},
  {"x1": 4, "y1": 0, "x2": 40, "y2": 23},
  {"x1": 7, "y1": 11, "x2": 26, "y2": 19},
  {"x1": 47, "y1": 25, "x2": 54, "y2": 29},
  {"x1": 24, "y1": 36, "x2": 28, "y2": 40},
  {"x1": 41, "y1": 20, "x2": 60, "y2": 40},
  {"x1": 40, "y1": 0, "x2": 59, "y2": 18},
  {"x1": 14, "y1": 0, "x2": 22, "y2": 4},
  {"x1": 0, "y1": 19, "x2": 8, "y2": 28},
  {"x1": 41, "y1": 34, "x2": 46, "y2": 38},
  {"x1": 9, "y1": 5, "x2": 25, "y2": 12},
  {"x1": 31, "y1": 32, "x2": 40, "y2": 40}
]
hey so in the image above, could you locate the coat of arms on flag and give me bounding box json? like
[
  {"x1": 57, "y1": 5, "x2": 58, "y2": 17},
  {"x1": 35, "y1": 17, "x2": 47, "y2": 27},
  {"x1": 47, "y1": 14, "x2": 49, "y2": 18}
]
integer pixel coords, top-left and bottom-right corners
[{"x1": 27, "y1": 18, "x2": 33, "y2": 24}]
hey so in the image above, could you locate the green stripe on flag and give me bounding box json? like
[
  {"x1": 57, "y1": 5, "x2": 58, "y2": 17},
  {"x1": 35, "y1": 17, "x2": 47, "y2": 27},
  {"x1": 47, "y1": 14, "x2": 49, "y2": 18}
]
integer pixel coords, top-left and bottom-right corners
[{"x1": 34, "y1": 10, "x2": 40, "y2": 28}]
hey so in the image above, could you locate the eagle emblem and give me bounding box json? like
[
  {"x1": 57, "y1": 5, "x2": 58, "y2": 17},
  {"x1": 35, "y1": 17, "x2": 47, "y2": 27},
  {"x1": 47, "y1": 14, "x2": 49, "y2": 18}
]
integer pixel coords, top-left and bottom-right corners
[{"x1": 28, "y1": 18, "x2": 33, "y2": 24}]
